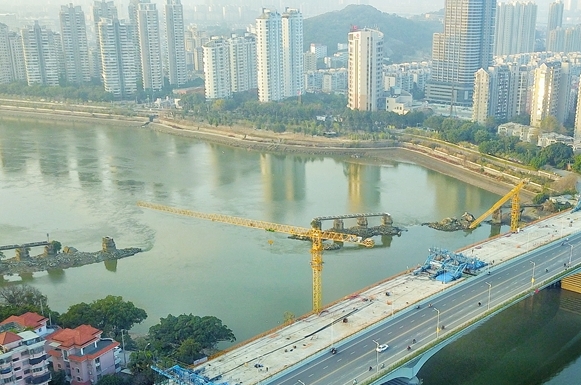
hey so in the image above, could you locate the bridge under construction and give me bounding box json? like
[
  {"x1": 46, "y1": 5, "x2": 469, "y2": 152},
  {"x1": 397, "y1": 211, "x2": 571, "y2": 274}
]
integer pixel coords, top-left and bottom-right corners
[{"x1": 146, "y1": 208, "x2": 581, "y2": 385}]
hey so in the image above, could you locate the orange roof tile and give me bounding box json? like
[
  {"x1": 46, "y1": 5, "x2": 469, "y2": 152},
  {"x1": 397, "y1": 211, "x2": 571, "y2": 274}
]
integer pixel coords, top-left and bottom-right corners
[
  {"x1": 47, "y1": 325, "x2": 100, "y2": 348},
  {"x1": 0, "y1": 331, "x2": 22, "y2": 345},
  {"x1": 1, "y1": 312, "x2": 48, "y2": 330}
]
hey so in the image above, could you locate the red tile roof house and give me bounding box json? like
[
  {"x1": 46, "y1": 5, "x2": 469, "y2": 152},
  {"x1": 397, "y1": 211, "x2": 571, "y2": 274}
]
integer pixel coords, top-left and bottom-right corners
[
  {"x1": 0, "y1": 313, "x2": 50, "y2": 337},
  {"x1": 0, "y1": 329, "x2": 51, "y2": 385},
  {"x1": 46, "y1": 325, "x2": 120, "y2": 385}
]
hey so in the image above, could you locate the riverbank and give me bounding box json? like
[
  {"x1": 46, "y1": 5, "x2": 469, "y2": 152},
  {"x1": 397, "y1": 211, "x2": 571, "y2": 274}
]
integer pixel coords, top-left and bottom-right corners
[{"x1": 0, "y1": 105, "x2": 542, "y2": 200}]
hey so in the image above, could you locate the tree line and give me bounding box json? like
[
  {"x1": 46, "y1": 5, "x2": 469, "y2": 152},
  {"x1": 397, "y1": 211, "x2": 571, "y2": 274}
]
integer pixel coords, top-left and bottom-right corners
[{"x1": 0, "y1": 285, "x2": 234, "y2": 385}]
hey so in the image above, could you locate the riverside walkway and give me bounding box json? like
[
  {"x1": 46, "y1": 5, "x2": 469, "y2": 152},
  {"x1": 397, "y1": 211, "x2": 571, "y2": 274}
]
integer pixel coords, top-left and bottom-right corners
[{"x1": 189, "y1": 211, "x2": 581, "y2": 385}]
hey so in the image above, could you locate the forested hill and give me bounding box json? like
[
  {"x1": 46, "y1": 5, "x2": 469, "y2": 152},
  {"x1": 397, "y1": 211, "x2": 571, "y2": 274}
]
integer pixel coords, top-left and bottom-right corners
[{"x1": 303, "y1": 4, "x2": 440, "y2": 62}]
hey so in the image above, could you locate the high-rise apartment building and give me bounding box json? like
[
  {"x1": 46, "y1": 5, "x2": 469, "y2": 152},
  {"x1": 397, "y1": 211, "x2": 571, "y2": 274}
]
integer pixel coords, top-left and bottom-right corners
[
  {"x1": 203, "y1": 33, "x2": 257, "y2": 99},
  {"x1": 494, "y1": 1, "x2": 537, "y2": 56},
  {"x1": 60, "y1": 4, "x2": 91, "y2": 84},
  {"x1": 128, "y1": 0, "x2": 144, "y2": 78},
  {"x1": 98, "y1": 18, "x2": 137, "y2": 98},
  {"x1": 228, "y1": 33, "x2": 257, "y2": 93},
  {"x1": 426, "y1": 0, "x2": 496, "y2": 106},
  {"x1": 137, "y1": 2, "x2": 163, "y2": 91},
  {"x1": 7, "y1": 31, "x2": 26, "y2": 82},
  {"x1": 281, "y1": 8, "x2": 303, "y2": 99},
  {"x1": 92, "y1": 0, "x2": 118, "y2": 81},
  {"x1": 255, "y1": 9, "x2": 283, "y2": 102},
  {"x1": 165, "y1": 0, "x2": 187, "y2": 87},
  {"x1": 530, "y1": 62, "x2": 561, "y2": 127},
  {"x1": 0, "y1": 23, "x2": 12, "y2": 84},
  {"x1": 472, "y1": 65, "x2": 515, "y2": 124},
  {"x1": 21, "y1": 22, "x2": 60, "y2": 86},
  {"x1": 547, "y1": 27, "x2": 565, "y2": 51},
  {"x1": 547, "y1": 0, "x2": 564, "y2": 32},
  {"x1": 575, "y1": 84, "x2": 581, "y2": 141},
  {"x1": 347, "y1": 27, "x2": 384, "y2": 111},
  {"x1": 203, "y1": 36, "x2": 230, "y2": 99}
]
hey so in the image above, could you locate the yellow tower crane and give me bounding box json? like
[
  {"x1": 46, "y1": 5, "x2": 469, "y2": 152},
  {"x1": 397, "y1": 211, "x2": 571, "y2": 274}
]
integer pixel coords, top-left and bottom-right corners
[
  {"x1": 468, "y1": 180, "x2": 528, "y2": 232},
  {"x1": 136, "y1": 201, "x2": 375, "y2": 314}
]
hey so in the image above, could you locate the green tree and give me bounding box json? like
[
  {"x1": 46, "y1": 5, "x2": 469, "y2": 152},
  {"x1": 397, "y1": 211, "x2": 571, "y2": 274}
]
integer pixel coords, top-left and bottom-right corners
[
  {"x1": 572, "y1": 154, "x2": 581, "y2": 173},
  {"x1": 0, "y1": 285, "x2": 46, "y2": 308},
  {"x1": 49, "y1": 369, "x2": 68, "y2": 385},
  {"x1": 59, "y1": 295, "x2": 147, "y2": 337},
  {"x1": 539, "y1": 116, "x2": 564, "y2": 134},
  {"x1": 540, "y1": 142, "x2": 573, "y2": 168},
  {"x1": 95, "y1": 375, "x2": 128, "y2": 385},
  {"x1": 174, "y1": 338, "x2": 204, "y2": 365},
  {"x1": 148, "y1": 314, "x2": 235, "y2": 357}
]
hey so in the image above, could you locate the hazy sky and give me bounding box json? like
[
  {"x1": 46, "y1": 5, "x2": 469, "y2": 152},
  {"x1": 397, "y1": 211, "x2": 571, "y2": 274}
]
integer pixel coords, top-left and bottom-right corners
[{"x1": 0, "y1": 0, "x2": 572, "y2": 24}]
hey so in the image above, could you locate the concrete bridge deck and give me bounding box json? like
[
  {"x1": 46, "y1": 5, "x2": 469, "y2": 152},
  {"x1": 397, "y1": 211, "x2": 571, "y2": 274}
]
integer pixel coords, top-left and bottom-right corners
[{"x1": 195, "y1": 211, "x2": 581, "y2": 385}]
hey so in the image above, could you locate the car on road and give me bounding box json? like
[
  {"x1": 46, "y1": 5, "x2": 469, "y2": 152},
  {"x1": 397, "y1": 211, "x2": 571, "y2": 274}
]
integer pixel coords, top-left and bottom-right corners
[{"x1": 376, "y1": 344, "x2": 389, "y2": 352}]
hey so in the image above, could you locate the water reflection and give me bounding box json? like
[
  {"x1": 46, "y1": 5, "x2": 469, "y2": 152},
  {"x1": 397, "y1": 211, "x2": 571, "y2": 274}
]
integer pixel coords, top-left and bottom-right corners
[
  {"x1": 104, "y1": 259, "x2": 117, "y2": 272},
  {"x1": 260, "y1": 153, "x2": 306, "y2": 203},
  {"x1": 343, "y1": 162, "x2": 381, "y2": 212},
  {"x1": 47, "y1": 269, "x2": 65, "y2": 283},
  {"x1": 419, "y1": 288, "x2": 581, "y2": 385}
]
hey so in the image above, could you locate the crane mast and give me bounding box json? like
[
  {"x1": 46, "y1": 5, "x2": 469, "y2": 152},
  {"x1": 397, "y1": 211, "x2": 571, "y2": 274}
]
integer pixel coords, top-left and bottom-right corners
[{"x1": 137, "y1": 201, "x2": 374, "y2": 313}]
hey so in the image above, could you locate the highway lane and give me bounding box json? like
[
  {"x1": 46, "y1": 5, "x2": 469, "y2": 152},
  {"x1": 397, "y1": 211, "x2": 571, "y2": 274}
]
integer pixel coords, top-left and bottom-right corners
[{"x1": 268, "y1": 231, "x2": 581, "y2": 385}]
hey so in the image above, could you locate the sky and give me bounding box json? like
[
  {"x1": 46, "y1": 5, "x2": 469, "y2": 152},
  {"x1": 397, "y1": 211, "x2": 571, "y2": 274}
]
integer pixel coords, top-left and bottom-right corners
[{"x1": 0, "y1": 0, "x2": 575, "y2": 27}]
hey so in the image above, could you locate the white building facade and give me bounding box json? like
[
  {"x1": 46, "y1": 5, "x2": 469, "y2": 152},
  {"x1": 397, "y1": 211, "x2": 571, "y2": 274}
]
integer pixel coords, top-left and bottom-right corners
[
  {"x1": 281, "y1": 8, "x2": 303, "y2": 99},
  {"x1": 60, "y1": 4, "x2": 91, "y2": 84},
  {"x1": 494, "y1": 1, "x2": 537, "y2": 56},
  {"x1": 255, "y1": 9, "x2": 283, "y2": 102},
  {"x1": 347, "y1": 27, "x2": 384, "y2": 111},
  {"x1": 21, "y1": 22, "x2": 60, "y2": 86},
  {"x1": 165, "y1": 0, "x2": 187, "y2": 87},
  {"x1": 137, "y1": 2, "x2": 163, "y2": 91}
]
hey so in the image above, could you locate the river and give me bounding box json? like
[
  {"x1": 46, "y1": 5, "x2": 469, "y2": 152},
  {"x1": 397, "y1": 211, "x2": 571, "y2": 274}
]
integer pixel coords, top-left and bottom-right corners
[{"x1": 0, "y1": 116, "x2": 579, "y2": 383}]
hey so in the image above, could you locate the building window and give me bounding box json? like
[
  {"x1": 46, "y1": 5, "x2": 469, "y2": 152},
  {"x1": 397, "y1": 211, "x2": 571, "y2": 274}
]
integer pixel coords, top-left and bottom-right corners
[
  {"x1": 76, "y1": 377, "x2": 81, "y2": 382},
  {"x1": 76, "y1": 368, "x2": 79, "y2": 373}
]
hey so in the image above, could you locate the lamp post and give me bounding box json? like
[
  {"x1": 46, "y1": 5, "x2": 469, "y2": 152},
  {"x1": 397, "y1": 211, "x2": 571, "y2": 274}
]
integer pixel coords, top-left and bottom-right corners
[
  {"x1": 120, "y1": 329, "x2": 126, "y2": 367},
  {"x1": 485, "y1": 282, "x2": 492, "y2": 311},
  {"x1": 372, "y1": 340, "x2": 379, "y2": 373},
  {"x1": 433, "y1": 307, "x2": 441, "y2": 339},
  {"x1": 568, "y1": 243, "x2": 574, "y2": 267},
  {"x1": 530, "y1": 261, "x2": 536, "y2": 290}
]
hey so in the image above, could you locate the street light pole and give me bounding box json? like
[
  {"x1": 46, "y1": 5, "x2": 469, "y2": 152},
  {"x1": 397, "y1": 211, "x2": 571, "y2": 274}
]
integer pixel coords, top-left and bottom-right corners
[
  {"x1": 121, "y1": 329, "x2": 126, "y2": 367},
  {"x1": 530, "y1": 261, "x2": 536, "y2": 290},
  {"x1": 433, "y1": 308, "x2": 441, "y2": 339},
  {"x1": 372, "y1": 340, "x2": 379, "y2": 373},
  {"x1": 486, "y1": 282, "x2": 492, "y2": 311},
  {"x1": 569, "y1": 244, "x2": 574, "y2": 267}
]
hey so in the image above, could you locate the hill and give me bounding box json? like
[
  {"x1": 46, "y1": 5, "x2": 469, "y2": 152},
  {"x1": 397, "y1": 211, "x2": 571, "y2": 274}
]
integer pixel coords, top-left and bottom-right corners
[{"x1": 303, "y1": 4, "x2": 440, "y2": 62}]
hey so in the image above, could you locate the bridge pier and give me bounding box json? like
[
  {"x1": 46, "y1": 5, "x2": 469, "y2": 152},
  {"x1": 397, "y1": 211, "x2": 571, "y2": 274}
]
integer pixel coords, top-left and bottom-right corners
[
  {"x1": 491, "y1": 208, "x2": 502, "y2": 225},
  {"x1": 14, "y1": 248, "x2": 29, "y2": 261}
]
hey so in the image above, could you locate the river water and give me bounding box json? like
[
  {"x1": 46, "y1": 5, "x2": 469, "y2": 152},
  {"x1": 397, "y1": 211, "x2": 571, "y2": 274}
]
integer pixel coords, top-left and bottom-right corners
[{"x1": 0, "y1": 117, "x2": 579, "y2": 383}]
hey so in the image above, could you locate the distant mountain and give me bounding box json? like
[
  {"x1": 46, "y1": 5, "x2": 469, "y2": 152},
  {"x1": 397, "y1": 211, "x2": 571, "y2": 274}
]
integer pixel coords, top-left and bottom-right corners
[{"x1": 303, "y1": 4, "x2": 441, "y2": 62}]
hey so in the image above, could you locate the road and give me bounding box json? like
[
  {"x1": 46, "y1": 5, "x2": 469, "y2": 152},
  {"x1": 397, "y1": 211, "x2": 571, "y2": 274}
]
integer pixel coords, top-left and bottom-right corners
[{"x1": 268, "y1": 231, "x2": 581, "y2": 385}]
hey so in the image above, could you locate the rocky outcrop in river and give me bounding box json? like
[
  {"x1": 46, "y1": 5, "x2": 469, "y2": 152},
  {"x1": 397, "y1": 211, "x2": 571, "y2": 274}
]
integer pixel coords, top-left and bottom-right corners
[{"x1": 0, "y1": 237, "x2": 142, "y2": 276}]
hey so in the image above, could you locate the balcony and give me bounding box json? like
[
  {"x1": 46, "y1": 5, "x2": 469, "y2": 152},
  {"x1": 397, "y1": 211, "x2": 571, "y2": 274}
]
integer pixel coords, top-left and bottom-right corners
[
  {"x1": 28, "y1": 356, "x2": 46, "y2": 367},
  {"x1": 25, "y1": 372, "x2": 51, "y2": 385}
]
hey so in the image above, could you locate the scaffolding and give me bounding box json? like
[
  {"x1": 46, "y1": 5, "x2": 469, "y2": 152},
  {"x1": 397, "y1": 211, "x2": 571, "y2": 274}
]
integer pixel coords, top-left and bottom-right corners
[
  {"x1": 152, "y1": 365, "x2": 231, "y2": 385},
  {"x1": 415, "y1": 247, "x2": 488, "y2": 282}
]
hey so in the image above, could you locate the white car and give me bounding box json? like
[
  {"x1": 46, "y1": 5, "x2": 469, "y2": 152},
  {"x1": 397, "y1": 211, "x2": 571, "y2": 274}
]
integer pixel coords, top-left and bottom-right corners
[{"x1": 376, "y1": 344, "x2": 389, "y2": 353}]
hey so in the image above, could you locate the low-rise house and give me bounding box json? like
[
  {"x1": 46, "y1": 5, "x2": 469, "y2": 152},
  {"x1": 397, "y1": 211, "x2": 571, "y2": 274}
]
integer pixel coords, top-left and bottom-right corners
[
  {"x1": 537, "y1": 132, "x2": 574, "y2": 148},
  {"x1": 0, "y1": 330, "x2": 51, "y2": 385},
  {"x1": 0, "y1": 312, "x2": 50, "y2": 337},
  {"x1": 46, "y1": 325, "x2": 120, "y2": 385}
]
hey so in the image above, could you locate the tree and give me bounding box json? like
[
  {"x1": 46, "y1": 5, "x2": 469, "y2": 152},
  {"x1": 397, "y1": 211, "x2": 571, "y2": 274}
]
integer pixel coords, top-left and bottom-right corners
[
  {"x1": 540, "y1": 142, "x2": 573, "y2": 168},
  {"x1": 0, "y1": 285, "x2": 46, "y2": 308},
  {"x1": 174, "y1": 338, "x2": 204, "y2": 364},
  {"x1": 539, "y1": 116, "x2": 564, "y2": 134},
  {"x1": 148, "y1": 314, "x2": 235, "y2": 357},
  {"x1": 59, "y1": 295, "x2": 147, "y2": 337},
  {"x1": 95, "y1": 375, "x2": 128, "y2": 385},
  {"x1": 49, "y1": 369, "x2": 68, "y2": 385}
]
